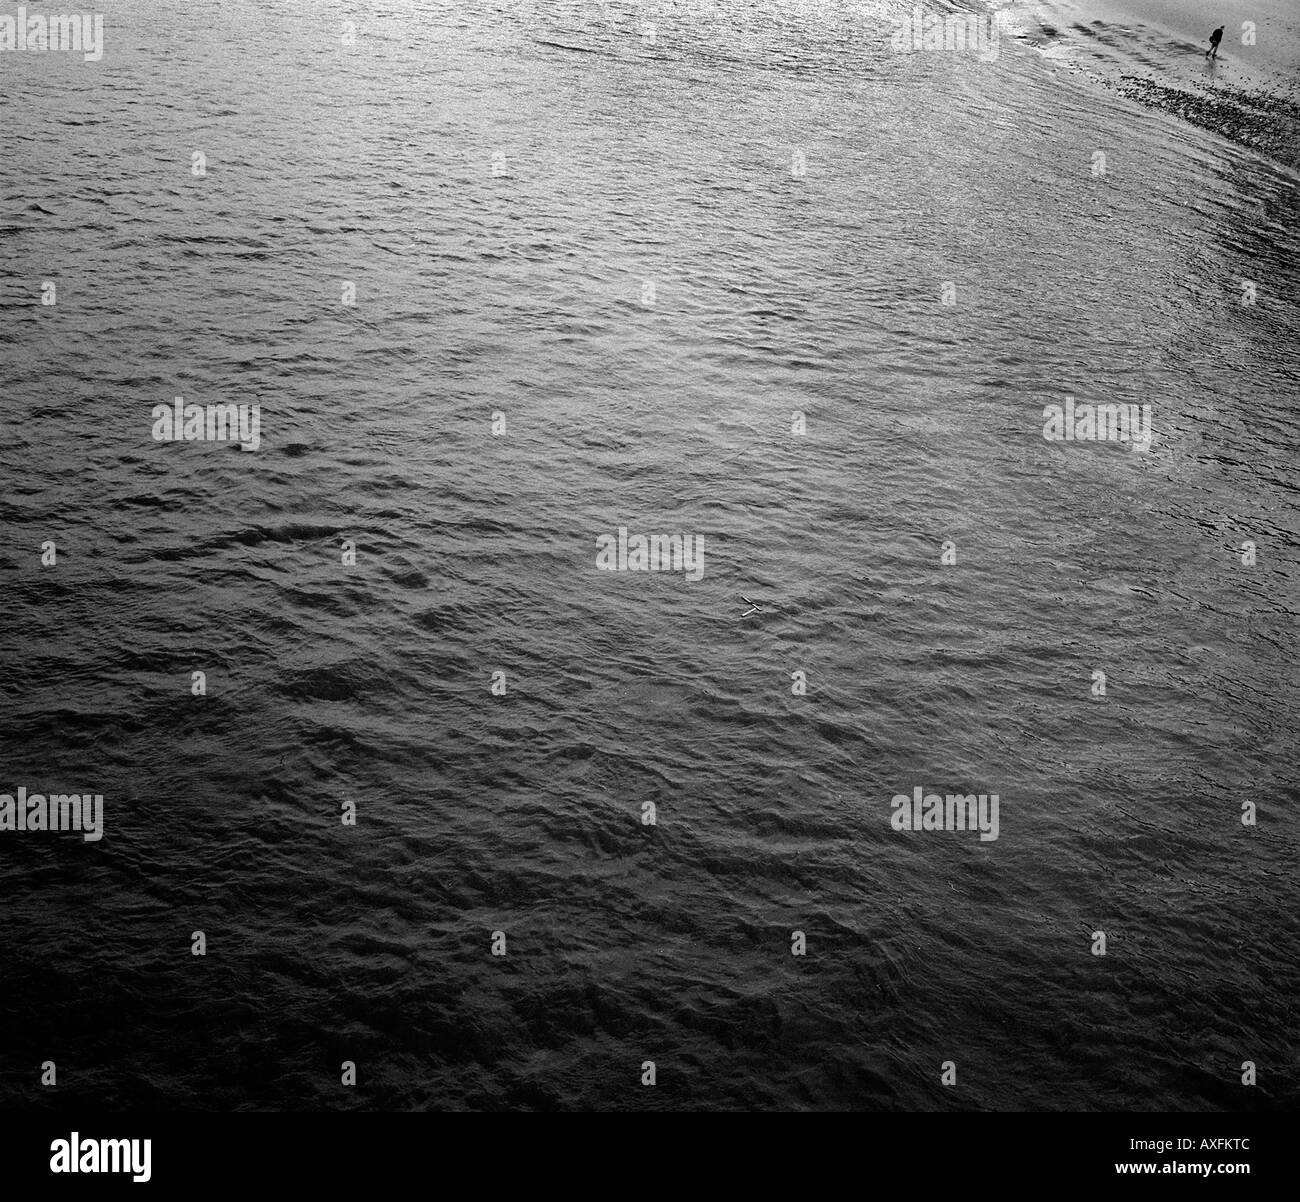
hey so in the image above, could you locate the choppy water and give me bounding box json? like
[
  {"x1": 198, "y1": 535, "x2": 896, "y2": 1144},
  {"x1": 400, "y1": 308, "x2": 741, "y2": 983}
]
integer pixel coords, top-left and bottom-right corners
[{"x1": 1, "y1": 0, "x2": 1297, "y2": 1110}]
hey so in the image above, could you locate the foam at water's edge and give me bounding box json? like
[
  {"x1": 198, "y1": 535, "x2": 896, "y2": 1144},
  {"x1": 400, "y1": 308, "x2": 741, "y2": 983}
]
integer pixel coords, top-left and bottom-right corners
[{"x1": 1117, "y1": 75, "x2": 1300, "y2": 176}]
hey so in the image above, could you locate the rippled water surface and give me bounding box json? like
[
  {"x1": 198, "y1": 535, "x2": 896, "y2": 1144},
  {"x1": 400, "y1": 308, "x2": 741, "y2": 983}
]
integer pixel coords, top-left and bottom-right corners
[{"x1": 1, "y1": 0, "x2": 1297, "y2": 1110}]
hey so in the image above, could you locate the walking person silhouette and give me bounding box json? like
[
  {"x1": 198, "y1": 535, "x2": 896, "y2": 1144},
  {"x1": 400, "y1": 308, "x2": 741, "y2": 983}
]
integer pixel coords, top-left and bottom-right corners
[{"x1": 1207, "y1": 25, "x2": 1224, "y2": 59}]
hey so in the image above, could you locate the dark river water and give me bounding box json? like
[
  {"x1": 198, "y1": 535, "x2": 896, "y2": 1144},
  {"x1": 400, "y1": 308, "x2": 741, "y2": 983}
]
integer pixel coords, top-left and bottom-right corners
[{"x1": 1, "y1": 0, "x2": 1297, "y2": 1109}]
